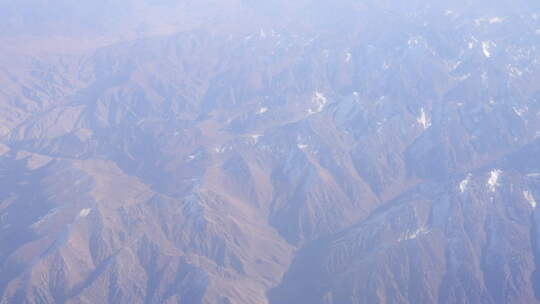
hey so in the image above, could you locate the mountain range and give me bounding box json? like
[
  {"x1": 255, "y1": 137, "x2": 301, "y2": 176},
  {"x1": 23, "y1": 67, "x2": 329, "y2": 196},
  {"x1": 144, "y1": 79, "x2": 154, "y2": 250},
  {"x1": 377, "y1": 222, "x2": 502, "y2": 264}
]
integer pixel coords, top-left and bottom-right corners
[{"x1": 1, "y1": 1, "x2": 540, "y2": 303}]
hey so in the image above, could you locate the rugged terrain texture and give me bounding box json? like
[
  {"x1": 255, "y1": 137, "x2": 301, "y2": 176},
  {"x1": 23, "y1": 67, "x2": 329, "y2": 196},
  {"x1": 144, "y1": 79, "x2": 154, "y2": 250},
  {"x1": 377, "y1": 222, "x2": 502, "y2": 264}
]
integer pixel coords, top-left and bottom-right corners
[{"x1": 1, "y1": 0, "x2": 540, "y2": 303}]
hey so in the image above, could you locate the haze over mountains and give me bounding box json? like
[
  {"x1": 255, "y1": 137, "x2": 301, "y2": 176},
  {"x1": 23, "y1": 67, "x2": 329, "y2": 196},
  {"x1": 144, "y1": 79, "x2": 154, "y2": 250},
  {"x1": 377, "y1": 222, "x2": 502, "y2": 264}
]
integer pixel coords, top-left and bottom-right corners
[{"x1": 1, "y1": 1, "x2": 540, "y2": 303}]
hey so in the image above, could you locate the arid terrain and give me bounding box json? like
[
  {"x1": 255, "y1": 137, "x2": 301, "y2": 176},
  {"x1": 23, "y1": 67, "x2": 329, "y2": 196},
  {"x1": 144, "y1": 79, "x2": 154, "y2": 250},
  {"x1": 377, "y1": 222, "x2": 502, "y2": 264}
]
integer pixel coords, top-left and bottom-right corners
[{"x1": 1, "y1": 1, "x2": 540, "y2": 303}]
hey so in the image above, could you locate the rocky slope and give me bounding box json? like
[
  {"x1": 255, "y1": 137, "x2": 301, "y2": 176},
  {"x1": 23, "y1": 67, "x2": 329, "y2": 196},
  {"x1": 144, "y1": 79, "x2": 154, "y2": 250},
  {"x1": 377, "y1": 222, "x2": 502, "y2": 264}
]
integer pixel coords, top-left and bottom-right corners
[{"x1": 1, "y1": 1, "x2": 540, "y2": 303}]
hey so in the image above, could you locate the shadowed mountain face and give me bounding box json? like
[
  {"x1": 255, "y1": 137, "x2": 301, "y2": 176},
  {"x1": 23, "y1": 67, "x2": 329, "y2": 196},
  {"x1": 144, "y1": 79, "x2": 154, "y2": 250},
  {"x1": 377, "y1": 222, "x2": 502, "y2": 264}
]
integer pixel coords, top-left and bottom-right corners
[{"x1": 1, "y1": 1, "x2": 540, "y2": 303}]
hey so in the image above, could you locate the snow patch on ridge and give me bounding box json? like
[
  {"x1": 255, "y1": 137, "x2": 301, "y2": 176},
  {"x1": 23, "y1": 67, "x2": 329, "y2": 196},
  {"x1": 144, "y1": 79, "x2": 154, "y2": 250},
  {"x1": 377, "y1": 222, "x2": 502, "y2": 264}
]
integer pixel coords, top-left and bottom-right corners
[
  {"x1": 513, "y1": 106, "x2": 527, "y2": 117},
  {"x1": 399, "y1": 226, "x2": 430, "y2": 241},
  {"x1": 345, "y1": 51, "x2": 352, "y2": 63},
  {"x1": 459, "y1": 174, "x2": 472, "y2": 193},
  {"x1": 78, "y1": 208, "x2": 91, "y2": 218},
  {"x1": 297, "y1": 135, "x2": 309, "y2": 150},
  {"x1": 475, "y1": 17, "x2": 504, "y2": 25},
  {"x1": 417, "y1": 108, "x2": 431, "y2": 130},
  {"x1": 487, "y1": 169, "x2": 502, "y2": 192},
  {"x1": 482, "y1": 41, "x2": 492, "y2": 58},
  {"x1": 408, "y1": 37, "x2": 420, "y2": 46},
  {"x1": 250, "y1": 134, "x2": 263, "y2": 143},
  {"x1": 308, "y1": 91, "x2": 328, "y2": 114},
  {"x1": 524, "y1": 191, "x2": 537, "y2": 209},
  {"x1": 187, "y1": 151, "x2": 202, "y2": 161}
]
